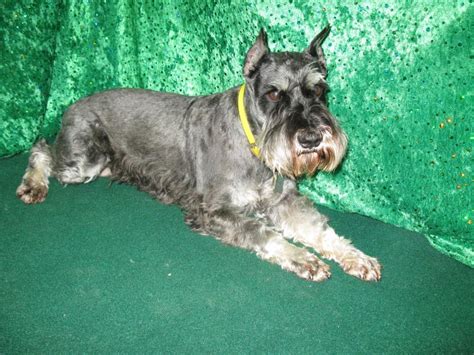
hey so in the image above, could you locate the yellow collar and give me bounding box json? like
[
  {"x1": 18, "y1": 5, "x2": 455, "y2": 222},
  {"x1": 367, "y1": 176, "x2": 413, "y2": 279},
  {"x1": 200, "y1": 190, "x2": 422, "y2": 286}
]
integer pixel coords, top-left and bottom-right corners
[{"x1": 238, "y1": 84, "x2": 261, "y2": 158}]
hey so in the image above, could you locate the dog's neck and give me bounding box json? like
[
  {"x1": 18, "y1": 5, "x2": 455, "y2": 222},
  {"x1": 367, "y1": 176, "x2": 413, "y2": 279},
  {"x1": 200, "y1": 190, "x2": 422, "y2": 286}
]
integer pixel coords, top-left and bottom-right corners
[
  {"x1": 238, "y1": 84, "x2": 285, "y2": 188},
  {"x1": 240, "y1": 83, "x2": 266, "y2": 145},
  {"x1": 238, "y1": 84, "x2": 261, "y2": 158}
]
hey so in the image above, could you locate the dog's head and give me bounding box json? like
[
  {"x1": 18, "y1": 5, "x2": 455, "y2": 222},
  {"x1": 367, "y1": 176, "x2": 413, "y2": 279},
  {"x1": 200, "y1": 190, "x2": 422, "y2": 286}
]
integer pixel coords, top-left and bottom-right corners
[{"x1": 243, "y1": 26, "x2": 347, "y2": 179}]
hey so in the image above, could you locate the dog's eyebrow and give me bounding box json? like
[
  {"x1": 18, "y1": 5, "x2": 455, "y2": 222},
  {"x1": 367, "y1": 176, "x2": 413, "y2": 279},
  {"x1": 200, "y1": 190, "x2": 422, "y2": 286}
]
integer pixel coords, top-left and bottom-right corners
[
  {"x1": 267, "y1": 76, "x2": 290, "y2": 92},
  {"x1": 299, "y1": 66, "x2": 325, "y2": 88},
  {"x1": 304, "y1": 71, "x2": 325, "y2": 87}
]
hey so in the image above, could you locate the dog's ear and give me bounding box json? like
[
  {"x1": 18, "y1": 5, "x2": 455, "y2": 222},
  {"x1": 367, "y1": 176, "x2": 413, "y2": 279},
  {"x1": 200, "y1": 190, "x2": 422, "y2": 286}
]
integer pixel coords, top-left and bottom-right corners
[
  {"x1": 243, "y1": 29, "x2": 269, "y2": 78},
  {"x1": 306, "y1": 25, "x2": 331, "y2": 77}
]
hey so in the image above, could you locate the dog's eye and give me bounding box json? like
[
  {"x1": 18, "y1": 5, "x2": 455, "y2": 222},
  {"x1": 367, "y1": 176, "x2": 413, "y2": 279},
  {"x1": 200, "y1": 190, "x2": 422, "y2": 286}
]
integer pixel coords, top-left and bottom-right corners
[{"x1": 266, "y1": 90, "x2": 282, "y2": 102}]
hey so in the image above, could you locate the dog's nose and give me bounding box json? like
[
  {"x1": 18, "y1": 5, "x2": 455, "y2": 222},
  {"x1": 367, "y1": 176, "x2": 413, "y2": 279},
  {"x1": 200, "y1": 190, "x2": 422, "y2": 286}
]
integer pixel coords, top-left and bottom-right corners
[{"x1": 296, "y1": 130, "x2": 322, "y2": 149}]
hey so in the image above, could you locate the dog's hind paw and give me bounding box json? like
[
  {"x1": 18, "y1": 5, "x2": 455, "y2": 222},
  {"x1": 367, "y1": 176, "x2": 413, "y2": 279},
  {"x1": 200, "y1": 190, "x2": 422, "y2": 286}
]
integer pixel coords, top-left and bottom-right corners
[{"x1": 16, "y1": 180, "x2": 48, "y2": 204}]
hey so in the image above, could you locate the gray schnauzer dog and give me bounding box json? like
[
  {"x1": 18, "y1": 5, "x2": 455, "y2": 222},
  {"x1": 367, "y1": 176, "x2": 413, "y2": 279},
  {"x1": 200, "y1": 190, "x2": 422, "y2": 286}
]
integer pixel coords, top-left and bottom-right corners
[{"x1": 17, "y1": 26, "x2": 381, "y2": 282}]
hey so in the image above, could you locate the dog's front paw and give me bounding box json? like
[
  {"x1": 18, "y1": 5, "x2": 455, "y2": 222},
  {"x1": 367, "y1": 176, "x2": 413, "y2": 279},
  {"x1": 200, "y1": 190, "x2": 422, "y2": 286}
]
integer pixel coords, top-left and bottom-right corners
[
  {"x1": 259, "y1": 238, "x2": 332, "y2": 282},
  {"x1": 340, "y1": 251, "x2": 381, "y2": 281},
  {"x1": 285, "y1": 253, "x2": 331, "y2": 282}
]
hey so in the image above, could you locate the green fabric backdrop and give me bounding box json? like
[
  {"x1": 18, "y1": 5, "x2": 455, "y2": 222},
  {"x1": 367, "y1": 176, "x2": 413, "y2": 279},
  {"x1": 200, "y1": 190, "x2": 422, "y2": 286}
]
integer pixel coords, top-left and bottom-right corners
[{"x1": 1, "y1": 0, "x2": 472, "y2": 266}]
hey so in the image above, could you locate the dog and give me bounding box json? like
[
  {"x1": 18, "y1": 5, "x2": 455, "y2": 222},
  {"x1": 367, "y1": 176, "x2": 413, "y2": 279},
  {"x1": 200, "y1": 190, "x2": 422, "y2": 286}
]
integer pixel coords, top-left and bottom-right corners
[{"x1": 17, "y1": 26, "x2": 381, "y2": 282}]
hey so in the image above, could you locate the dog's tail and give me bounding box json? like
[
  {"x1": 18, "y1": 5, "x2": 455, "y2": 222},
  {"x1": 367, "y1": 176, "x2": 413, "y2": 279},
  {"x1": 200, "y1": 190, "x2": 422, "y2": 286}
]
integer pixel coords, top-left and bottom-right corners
[{"x1": 16, "y1": 139, "x2": 53, "y2": 204}]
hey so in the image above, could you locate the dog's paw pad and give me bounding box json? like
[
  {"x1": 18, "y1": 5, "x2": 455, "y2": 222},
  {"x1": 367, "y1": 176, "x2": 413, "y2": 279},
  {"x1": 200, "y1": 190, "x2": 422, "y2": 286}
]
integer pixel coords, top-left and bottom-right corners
[
  {"x1": 16, "y1": 182, "x2": 48, "y2": 204},
  {"x1": 341, "y1": 252, "x2": 381, "y2": 281}
]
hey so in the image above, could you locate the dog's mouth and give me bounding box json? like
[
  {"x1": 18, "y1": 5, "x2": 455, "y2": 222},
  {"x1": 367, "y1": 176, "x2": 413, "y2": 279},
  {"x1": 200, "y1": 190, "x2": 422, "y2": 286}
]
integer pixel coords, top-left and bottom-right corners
[{"x1": 296, "y1": 147, "x2": 319, "y2": 156}]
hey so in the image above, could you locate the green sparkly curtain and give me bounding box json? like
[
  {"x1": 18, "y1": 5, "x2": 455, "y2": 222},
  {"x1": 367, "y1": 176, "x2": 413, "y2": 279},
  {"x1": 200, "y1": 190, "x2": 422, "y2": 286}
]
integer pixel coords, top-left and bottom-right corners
[{"x1": 1, "y1": 1, "x2": 472, "y2": 266}]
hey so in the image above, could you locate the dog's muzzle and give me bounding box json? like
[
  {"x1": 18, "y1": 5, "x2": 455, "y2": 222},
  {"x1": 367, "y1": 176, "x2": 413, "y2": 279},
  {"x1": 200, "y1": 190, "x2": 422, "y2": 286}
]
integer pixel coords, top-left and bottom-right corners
[
  {"x1": 290, "y1": 125, "x2": 346, "y2": 177},
  {"x1": 260, "y1": 112, "x2": 346, "y2": 179}
]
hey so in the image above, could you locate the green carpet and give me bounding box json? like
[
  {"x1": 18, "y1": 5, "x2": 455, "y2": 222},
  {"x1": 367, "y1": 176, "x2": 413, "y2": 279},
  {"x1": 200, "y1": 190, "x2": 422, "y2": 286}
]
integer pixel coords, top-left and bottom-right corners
[{"x1": 1, "y1": 154, "x2": 473, "y2": 353}]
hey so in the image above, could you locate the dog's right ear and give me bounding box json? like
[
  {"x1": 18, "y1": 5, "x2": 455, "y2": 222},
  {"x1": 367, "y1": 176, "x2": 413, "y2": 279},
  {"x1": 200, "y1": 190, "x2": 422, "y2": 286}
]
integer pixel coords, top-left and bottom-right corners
[{"x1": 243, "y1": 29, "x2": 269, "y2": 78}]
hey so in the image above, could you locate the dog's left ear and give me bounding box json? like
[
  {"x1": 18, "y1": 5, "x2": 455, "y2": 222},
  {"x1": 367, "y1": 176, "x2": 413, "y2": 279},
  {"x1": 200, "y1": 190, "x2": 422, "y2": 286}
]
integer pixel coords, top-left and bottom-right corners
[
  {"x1": 243, "y1": 29, "x2": 269, "y2": 78},
  {"x1": 306, "y1": 25, "x2": 331, "y2": 77}
]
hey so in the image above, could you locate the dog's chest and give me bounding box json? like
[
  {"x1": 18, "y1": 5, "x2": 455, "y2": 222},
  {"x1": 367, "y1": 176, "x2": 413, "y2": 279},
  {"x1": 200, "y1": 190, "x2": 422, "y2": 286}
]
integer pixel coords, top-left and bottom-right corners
[{"x1": 229, "y1": 176, "x2": 277, "y2": 208}]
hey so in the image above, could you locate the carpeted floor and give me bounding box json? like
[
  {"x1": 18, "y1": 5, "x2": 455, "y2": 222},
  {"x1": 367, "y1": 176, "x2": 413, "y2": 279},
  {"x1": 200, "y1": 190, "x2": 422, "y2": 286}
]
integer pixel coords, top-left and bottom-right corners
[{"x1": 1, "y1": 154, "x2": 473, "y2": 353}]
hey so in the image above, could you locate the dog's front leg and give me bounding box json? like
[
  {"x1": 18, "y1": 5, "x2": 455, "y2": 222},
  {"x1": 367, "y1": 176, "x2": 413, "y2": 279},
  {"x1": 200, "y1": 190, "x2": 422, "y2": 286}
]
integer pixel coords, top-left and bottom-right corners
[
  {"x1": 268, "y1": 191, "x2": 381, "y2": 281},
  {"x1": 188, "y1": 207, "x2": 331, "y2": 281}
]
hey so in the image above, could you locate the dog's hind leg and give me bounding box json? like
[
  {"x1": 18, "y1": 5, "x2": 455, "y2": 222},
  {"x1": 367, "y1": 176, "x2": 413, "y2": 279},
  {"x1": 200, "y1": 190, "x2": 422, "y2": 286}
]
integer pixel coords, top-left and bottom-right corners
[
  {"x1": 17, "y1": 139, "x2": 53, "y2": 204},
  {"x1": 17, "y1": 109, "x2": 111, "y2": 204},
  {"x1": 53, "y1": 110, "x2": 111, "y2": 185},
  {"x1": 188, "y1": 207, "x2": 331, "y2": 281}
]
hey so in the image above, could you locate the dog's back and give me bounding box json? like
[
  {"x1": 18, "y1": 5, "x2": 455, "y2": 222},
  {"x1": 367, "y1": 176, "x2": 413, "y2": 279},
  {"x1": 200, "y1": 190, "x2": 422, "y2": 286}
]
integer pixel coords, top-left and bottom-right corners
[{"x1": 65, "y1": 88, "x2": 193, "y2": 156}]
